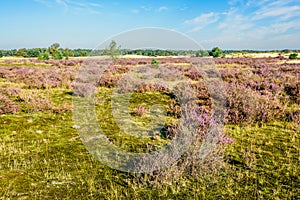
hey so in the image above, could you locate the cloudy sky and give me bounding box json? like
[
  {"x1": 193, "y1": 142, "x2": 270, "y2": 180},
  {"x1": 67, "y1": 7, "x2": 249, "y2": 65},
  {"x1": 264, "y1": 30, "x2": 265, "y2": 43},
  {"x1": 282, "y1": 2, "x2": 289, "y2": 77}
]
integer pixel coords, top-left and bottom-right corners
[{"x1": 1, "y1": 0, "x2": 300, "y2": 50}]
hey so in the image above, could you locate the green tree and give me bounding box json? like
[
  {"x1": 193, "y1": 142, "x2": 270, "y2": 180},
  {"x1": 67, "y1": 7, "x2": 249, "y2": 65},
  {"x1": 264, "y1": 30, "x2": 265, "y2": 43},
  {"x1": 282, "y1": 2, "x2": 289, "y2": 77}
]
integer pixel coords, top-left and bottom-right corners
[
  {"x1": 0, "y1": 50, "x2": 2, "y2": 58},
  {"x1": 104, "y1": 40, "x2": 121, "y2": 60},
  {"x1": 48, "y1": 43, "x2": 60, "y2": 58},
  {"x1": 26, "y1": 48, "x2": 43, "y2": 57},
  {"x1": 209, "y1": 47, "x2": 223, "y2": 58},
  {"x1": 16, "y1": 48, "x2": 28, "y2": 57}
]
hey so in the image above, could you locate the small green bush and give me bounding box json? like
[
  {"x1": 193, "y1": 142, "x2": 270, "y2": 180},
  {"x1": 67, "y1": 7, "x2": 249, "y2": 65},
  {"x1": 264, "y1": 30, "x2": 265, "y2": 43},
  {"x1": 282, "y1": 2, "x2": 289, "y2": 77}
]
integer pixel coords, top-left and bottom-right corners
[
  {"x1": 151, "y1": 59, "x2": 160, "y2": 66},
  {"x1": 289, "y1": 53, "x2": 298, "y2": 60}
]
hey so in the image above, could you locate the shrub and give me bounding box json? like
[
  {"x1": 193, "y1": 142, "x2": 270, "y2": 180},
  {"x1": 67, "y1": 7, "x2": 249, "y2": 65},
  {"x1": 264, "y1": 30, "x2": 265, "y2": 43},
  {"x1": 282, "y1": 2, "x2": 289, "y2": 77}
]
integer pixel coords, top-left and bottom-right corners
[
  {"x1": 151, "y1": 59, "x2": 160, "y2": 66},
  {"x1": 209, "y1": 47, "x2": 223, "y2": 58},
  {"x1": 18, "y1": 90, "x2": 53, "y2": 112},
  {"x1": 289, "y1": 53, "x2": 298, "y2": 60},
  {"x1": 225, "y1": 82, "x2": 286, "y2": 124}
]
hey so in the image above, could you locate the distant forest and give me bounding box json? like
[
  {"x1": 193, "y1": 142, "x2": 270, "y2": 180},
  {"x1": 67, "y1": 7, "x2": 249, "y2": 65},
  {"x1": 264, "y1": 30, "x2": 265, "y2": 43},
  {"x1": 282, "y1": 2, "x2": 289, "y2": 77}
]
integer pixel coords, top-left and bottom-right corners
[{"x1": 0, "y1": 44, "x2": 299, "y2": 58}]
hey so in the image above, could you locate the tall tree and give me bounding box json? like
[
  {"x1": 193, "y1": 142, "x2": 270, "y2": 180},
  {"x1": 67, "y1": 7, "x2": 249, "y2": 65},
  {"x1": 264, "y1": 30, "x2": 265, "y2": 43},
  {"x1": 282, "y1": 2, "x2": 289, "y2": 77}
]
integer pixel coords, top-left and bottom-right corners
[
  {"x1": 104, "y1": 40, "x2": 121, "y2": 60},
  {"x1": 48, "y1": 43, "x2": 60, "y2": 57}
]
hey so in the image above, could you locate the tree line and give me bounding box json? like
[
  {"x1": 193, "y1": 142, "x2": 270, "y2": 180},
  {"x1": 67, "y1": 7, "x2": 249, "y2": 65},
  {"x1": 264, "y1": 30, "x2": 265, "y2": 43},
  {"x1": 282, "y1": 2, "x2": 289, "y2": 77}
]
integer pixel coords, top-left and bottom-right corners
[
  {"x1": 0, "y1": 41, "x2": 299, "y2": 59},
  {"x1": 0, "y1": 43, "x2": 93, "y2": 60}
]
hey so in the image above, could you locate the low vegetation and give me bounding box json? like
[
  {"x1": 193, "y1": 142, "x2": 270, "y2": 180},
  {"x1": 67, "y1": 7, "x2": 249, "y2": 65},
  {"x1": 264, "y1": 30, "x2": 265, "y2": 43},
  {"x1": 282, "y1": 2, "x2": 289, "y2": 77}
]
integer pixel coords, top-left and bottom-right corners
[{"x1": 0, "y1": 55, "x2": 299, "y2": 199}]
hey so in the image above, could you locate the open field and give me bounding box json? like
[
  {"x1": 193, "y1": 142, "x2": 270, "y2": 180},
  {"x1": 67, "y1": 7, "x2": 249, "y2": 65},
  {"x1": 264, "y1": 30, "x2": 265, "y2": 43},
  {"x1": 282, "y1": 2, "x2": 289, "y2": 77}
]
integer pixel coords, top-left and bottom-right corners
[{"x1": 0, "y1": 56, "x2": 299, "y2": 199}]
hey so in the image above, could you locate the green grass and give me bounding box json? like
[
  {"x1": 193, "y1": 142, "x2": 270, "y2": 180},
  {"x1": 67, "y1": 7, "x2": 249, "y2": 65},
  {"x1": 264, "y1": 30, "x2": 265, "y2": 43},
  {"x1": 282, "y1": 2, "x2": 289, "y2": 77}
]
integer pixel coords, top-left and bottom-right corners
[{"x1": 0, "y1": 110, "x2": 299, "y2": 199}]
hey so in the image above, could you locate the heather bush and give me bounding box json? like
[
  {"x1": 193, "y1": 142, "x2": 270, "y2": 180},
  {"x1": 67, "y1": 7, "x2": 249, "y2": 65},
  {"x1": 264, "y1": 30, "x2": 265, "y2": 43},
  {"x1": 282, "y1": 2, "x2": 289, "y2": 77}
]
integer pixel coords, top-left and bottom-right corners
[
  {"x1": 73, "y1": 83, "x2": 96, "y2": 98},
  {"x1": 225, "y1": 82, "x2": 287, "y2": 124},
  {"x1": 98, "y1": 72, "x2": 120, "y2": 88},
  {"x1": 132, "y1": 106, "x2": 148, "y2": 116},
  {"x1": 18, "y1": 90, "x2": 53, "y2": 112},
  {"x1": 135, "y1": 106, "x2": 232, "y2": 186},
  {"x1": 1, "y1": 66, "x2": 76, "y2": 89},
  {"x1": 0, "y1": 87, "x2": 21, "y2": 97},
  {"x1": 284, "y1": 82, "x2": 300, "y2": 103},
  {"x1": 0, "y1": 94, "x2": 20, "y2": 114}
]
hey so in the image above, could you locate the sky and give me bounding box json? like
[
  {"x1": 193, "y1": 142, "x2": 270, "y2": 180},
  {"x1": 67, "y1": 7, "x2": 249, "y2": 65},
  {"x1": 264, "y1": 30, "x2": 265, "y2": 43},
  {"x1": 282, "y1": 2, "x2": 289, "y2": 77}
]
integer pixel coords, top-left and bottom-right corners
[{"x1": 0, "y1": 0, "x2": 300, "y2": 50}]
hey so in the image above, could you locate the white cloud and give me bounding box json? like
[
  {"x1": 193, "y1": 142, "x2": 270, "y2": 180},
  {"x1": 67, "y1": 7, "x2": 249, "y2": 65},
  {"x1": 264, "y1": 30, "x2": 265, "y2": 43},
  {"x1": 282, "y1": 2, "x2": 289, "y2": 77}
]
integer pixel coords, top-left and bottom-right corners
[
  {"x1": 35, "y1": 0, "x2": 102, "y2": 14},
  {"x1": 157, "y1": 6, "x2": 168, "y2": 12},
  {"x1": 184, "y1": 12, "x2": 220, "y2": 32},
  {"x1": 186, "y1": 26, "x2": 202, "y2": 33},
  {"x1": 88, "y1": 2, "x2": 103, "y2": 8},
  {"x1": 188, "y1": 0, "x2": 300, "y2": 49},
  {"x1": 270, "y1": 19, "x2": 300, "y2": 34},
  {"x1": 253, "y1": 5, "x2": 300, "y2": 20},
  {"x1": 141, "y1": 5, "x2": 152, "y2": 12},
  {"x1": 185, "y1": 12, "x2": 219, "y2": 25}
]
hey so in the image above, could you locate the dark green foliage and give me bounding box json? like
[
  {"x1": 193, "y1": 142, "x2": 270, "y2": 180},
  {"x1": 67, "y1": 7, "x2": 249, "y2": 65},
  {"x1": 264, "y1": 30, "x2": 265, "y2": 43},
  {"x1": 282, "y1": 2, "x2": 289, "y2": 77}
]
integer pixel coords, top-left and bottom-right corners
[
  {"x1": 26, "y1": 48, "x2": 44, "y2": 57},
  {"x1": 289, "y1": 53, "x2": 298, "y2": 59},
  {"x1": 0, "y1": 50, "x2": 2, "y2": 58},
  {"x1": 209, "y1": 47, "x2": 223, "y2": 58},
  {"x1": 282, "y1": 49, "x2": 291, "y2": 54}
]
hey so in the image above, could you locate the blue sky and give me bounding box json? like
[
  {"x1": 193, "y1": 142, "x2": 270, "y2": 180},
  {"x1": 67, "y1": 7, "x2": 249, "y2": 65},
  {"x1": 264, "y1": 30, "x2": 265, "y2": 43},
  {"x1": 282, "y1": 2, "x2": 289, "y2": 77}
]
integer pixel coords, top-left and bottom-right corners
[{"x1": 0, "y1": 0, "x2": 300, "y2": 50}]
